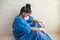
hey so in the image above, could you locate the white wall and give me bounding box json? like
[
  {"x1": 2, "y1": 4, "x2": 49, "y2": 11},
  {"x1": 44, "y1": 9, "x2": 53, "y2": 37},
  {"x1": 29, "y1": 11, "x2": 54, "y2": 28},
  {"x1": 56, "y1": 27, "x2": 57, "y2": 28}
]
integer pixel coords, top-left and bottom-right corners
[{"x1": 0, "y1": 0, "x2": 60, "y2": 36}]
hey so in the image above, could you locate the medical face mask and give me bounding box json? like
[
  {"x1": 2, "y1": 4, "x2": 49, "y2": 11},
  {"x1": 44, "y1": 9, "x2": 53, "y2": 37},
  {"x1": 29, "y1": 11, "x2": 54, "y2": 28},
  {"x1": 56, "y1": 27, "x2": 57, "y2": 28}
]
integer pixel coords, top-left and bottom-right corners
[{"x1": 24, "y1": 16, "x2": 29, "y2": 20}]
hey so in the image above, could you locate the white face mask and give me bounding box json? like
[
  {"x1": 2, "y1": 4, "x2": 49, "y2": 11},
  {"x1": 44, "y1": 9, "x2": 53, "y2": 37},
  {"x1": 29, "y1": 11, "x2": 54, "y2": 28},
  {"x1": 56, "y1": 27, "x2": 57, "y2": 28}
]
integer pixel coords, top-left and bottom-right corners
[{"x1": 24, "y1": 16, "x2": 29, "y2": 20}]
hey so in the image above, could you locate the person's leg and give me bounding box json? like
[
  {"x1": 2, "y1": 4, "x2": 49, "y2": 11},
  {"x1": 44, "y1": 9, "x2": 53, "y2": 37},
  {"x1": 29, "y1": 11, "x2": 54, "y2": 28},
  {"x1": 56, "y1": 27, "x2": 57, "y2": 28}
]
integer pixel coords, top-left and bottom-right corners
[
  {"x1": 30, "y1": 22, "x2": 52, "y2": 40},
  {"x1": 35, "y1": 31, "x2": 52, "y2": 40},
  {"x1": 25, "y1": 31, "x2": 52, "y2": 40}
]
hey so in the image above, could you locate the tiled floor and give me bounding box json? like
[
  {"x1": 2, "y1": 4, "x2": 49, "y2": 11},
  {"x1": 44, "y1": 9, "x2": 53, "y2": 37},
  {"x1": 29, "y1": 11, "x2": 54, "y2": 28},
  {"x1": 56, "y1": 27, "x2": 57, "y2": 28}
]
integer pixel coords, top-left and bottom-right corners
[{"x1": 0, "y1": 34, "x2": 60, "y2": 40}]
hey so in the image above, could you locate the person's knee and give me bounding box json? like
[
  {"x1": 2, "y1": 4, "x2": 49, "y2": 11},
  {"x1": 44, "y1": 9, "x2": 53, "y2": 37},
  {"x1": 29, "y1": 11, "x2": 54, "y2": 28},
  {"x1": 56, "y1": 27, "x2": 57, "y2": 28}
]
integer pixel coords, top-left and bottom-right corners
[{"x1": 34, "y1": 31, "x2": 42, "y2": 35}]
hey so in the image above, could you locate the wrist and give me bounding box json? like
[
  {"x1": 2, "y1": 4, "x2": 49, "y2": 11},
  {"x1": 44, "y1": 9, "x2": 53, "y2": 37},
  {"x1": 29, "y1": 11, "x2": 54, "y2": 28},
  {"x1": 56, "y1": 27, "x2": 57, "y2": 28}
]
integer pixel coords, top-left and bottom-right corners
[{"x1": 39, "y1": 28, "x2": 43, "y2": 31}]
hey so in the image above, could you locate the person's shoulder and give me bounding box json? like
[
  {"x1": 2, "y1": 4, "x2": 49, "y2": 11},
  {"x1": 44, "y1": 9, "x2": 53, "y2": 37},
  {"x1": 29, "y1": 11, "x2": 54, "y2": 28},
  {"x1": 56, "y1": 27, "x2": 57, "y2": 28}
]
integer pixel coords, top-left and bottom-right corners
[
  {"x1": 14, "y1": 15, "x2": 22, "y2": 22},
  {"x1": 15, "y1": 15, "x2": 21, "y2": 19},
  {"x1": 15, "y1": 15, "x2": 21, "y2": 20},
  {"x1": 15, "y1": 15, "x2": 19, "y2": 18}
]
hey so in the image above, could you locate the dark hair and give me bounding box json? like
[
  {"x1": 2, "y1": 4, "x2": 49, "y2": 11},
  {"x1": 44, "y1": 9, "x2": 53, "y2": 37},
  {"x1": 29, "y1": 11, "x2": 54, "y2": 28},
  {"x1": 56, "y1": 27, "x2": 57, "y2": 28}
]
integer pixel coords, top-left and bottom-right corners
[{"x1": 19, "y1": 4, "x2": 32, "y2": 15}]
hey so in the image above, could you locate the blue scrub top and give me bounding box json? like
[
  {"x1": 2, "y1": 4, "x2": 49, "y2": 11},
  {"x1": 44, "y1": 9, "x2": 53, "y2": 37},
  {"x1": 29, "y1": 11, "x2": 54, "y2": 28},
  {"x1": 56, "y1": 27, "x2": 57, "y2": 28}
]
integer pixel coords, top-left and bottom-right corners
[{"x1": 12, "y1": 16, "x2": 31, "y2": 40}]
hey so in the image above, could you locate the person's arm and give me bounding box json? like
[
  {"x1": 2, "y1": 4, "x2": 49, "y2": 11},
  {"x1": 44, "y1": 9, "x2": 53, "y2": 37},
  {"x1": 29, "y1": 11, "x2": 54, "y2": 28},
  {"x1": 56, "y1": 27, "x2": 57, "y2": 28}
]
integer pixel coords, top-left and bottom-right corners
[
  {"x1": 39, "y1": 21, "x2": 45, "y2": 28},
  {"x1": 31, "y1": 27, "x2": 40, "y2": 31},
  {"x1": 32, "y1": 19, "x2": 45, "y2": 28},
  {"x1": 31, "y1": 27, "x2": 46, "y2": 33},
  {"x1": 32, "y1": 19, "x2": 39, "y2": 22}
]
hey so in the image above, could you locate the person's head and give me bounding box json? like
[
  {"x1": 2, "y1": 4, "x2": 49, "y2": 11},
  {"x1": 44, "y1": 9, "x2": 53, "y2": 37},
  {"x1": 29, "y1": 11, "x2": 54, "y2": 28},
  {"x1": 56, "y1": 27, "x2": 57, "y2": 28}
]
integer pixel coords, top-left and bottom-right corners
[{"x1": 19, "y1": 3, "x2": 32, "y2": 17}]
